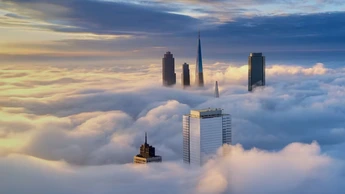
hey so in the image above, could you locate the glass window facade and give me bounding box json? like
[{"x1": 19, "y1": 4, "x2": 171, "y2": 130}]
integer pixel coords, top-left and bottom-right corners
[
  {"x1": 162, "y1": 51, "x2": 176, "y2": 86},
  {"x1": 248, "y1": 53, "x2": 265, "y2": 91},
  {"x1": 183, "y1": 109, "x2": 232, "y2": 166}
]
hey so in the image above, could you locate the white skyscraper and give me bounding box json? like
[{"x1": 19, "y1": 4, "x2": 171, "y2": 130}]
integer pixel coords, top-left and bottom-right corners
[{"x1": 183, "y1": 108, "x2": 231, "y2": 166}]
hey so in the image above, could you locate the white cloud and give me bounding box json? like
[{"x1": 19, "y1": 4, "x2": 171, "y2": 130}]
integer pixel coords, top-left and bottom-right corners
[
  {"x1": 1, "y1": 142, "x2": 344, "y2": 194},
  {"x1": 1, "y1": 62, "x2": 345, "y2": 193}
]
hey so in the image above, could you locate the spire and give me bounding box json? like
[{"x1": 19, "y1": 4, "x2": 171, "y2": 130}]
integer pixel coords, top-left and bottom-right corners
[
  {"x1": 195, "y1": 31, "x2": 204, "y2": 87},
  {"x1": 215, "y1": 81, "x2": 219, "y2": 98},
  {"x1": 145, "y1": 132, "x2": 147, "y2": 145}
]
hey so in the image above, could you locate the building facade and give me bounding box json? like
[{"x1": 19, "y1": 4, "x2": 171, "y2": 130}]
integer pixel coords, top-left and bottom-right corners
[
  {"x1": 248, "y1": 53, "x2": 265, "y2": 91},
  {"x1": 181, "y1": 63, "x2": 190, "y2": 87},
  {"x1": 162, "y1": 51, "x2": 176, "y2": 86},
  {"x1": 133, "y1": 133, "x2": 162, "y2": 164},
  {"x1": 195, "y1": 32, "x2": 204, "y2": 87},
  {"x1": 183, "y1": 108, "x2": 231, "y2": 166}
]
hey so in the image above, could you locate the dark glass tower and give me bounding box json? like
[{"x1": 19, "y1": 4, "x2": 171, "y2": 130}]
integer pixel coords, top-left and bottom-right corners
[
  {"x1": 248, "y1": 53, "x2": 265, "y2": 91},
  {"x1": 195, "y1": 32, "x2": 204, "y2": 87},
  {"x1": 181, "y1": 63, "x2": 190, "y2": 87},
  {"x1": 133, "y1": 133, "x2": 162, "y2": 164},
  {"x1": 162, "y1": 51, "x2": 176, "y2": 86}
]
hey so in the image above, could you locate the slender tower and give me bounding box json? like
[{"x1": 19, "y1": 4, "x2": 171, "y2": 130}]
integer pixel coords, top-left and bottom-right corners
[
  {"x1": 214, "y1": 81, "x2": 219, "y2": 98},
  {"x1": 195, "y1": 32, "x2": 204, "y2": 87},
  {"x1": 182, "y1": 63, "x2": 190, "y2": 87}
]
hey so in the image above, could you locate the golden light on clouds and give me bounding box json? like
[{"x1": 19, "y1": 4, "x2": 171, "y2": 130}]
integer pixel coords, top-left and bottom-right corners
[
  {"x1": 0, "y1": 62, "x2": 338, "y2": 159},
  {"x1": 0, "y1": 138, "x2": 25, "y2": 150},
  {"x1": 0, "y1": 60, "x2": 345, "y2": 193},
  {"x1": 0, "y1": 23, "x2": 132, "y2": 56}
]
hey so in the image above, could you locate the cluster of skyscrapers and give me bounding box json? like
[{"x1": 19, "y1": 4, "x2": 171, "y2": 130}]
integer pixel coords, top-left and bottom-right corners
[
  {"x1": 133, "y1": 32, "x2": 266, "y2": 165},
  {"x1": 162, "y1": 32, "x2": 204, "y2": 88},
  {"x1": 162, "y1": 32, "x2": 266, "y2": 91}
]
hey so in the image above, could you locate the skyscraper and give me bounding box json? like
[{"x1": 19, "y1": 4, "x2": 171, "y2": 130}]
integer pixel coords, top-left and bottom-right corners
[
  {"x1": 195, "y1": 32, "x2": 204, "y2": 87},
  {"x1": 214, "y1": 81, "x2": 219, "y2": 98},
  {"x1": 181, "y1": 63, "x2": 190, "y2": 87},
  {"x1": 183, "y1": 108, "x2": 231, "y2": 166},
  {"x1": 133, "y1": 133, "x2": 162, "y2": 164},
  {"x1": 162, "y1": 51, "x2": 176, "y2": 86},
  {"x1": 248, "y1": 53, "x2": 265, "y2": 91}
]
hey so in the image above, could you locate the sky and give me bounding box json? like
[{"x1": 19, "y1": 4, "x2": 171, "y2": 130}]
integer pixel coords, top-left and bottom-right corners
[
  {"x1": 2, "y1": 0, "x2": 345, "y2": 194},
  {"x1": 1, "y1": 0, "x2": 345, "y2": 66}
]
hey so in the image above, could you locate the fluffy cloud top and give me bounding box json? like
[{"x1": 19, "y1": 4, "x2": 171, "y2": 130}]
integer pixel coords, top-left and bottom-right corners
[
  {"x1": 1, "y1": 62, "x2": 345, "y2": 193},
  {"x1": 1, "y1": 143, "x2": 344, "y2": 194}
]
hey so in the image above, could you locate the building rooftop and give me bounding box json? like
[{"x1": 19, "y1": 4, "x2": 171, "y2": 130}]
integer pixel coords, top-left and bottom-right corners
[
  {"x1": 136, "y1": 133, "x2": 159, "y2": 158},
  {"x1": 250, "y1": 53, "x2": 263, "y2": 57},
  {"x1": 190, "y1": 108, "x2": 223, "y2": 118},
  {"x1": 192, "y1": 108, "x2": 222, "y2": 113},
  {"x1": 135, "y1": 154, "x2": 161, "y2": 159}
]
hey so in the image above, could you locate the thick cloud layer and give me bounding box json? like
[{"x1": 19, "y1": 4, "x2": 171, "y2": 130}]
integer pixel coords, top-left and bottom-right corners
[
  {"x1": 1, "y1": 62, "x2": 345, "y2": 193},
  {"x1": 1, "y1": 143, "x2": 345, "y2": 194}
]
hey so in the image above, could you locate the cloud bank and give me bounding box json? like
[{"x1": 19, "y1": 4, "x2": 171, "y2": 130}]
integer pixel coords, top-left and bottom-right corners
[
  {"x1": 1, "y1": 143, "x2": 345, "y2": 194},
  {"x1": 1, "y1": 62, "x2": 345, "y2": 193}
]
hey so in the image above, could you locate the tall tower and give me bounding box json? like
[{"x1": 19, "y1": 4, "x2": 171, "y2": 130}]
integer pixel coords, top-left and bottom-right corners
[
  {"x1": 183, "y1": 108, "x2": 231, "y2": 166},
  {"x1": 248, "y1": 53, "x2": 265, "y2": 91},
  {"x1": 133, "y1": 133, "x2": 162, "y2": 164},
  {"x1": 181, "y1": 63, "x2": 190, "y2": 87},
  {"x1": 162, "y1": 51, "x2": 176, "y2": 86},
  {"x1": 195, "y1": 32, "x2": 204, "y2": 87},
  {"x1": 214, "y1": 81, "x2": 219, "y2": 98}
]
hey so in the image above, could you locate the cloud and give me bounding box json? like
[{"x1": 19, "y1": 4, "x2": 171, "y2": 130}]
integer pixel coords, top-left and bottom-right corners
[
  {"x1": 2, "y1": 62, "x2": 345, "y2": 158},
  {"x1": 6, "y1": 99, "x2": 191, "y2": 165},
  {"x1": 4, "y1": 13, "x2": 29, "y2": 19},
  {"x1": 1, "y1": 142, "x2": 345, "y2": 194},
  {"x1": 2, "y1": 0, "x2": 202, "y2": 35},
  {"x1": 2, "y1": 61, "x2": 345, "y2": 193},
  {"x1": 20, "y1": 111, "x2": 137, "y2": 165}
]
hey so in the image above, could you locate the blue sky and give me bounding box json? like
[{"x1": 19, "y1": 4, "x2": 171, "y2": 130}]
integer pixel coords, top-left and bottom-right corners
[{"x1": 1, "y1": 0, "x2": 345, "y2": 65}]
